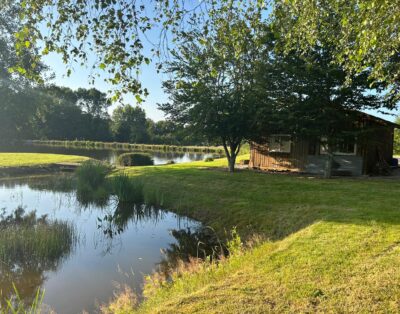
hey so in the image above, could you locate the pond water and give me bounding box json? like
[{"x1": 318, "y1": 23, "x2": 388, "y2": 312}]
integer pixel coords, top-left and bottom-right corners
[
  {"x1": 0, "y1": 176, "x2": 221, "y2": 313},
  {"x1": 0, "y1": 144, "x2": 219, "y2": 165}
]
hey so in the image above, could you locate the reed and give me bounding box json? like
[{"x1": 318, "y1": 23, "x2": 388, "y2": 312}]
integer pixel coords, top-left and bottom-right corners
[
  {"x1": 0, "y1": 208, "x2": 77, "y2": 269},
  {"x1": 109, "y1": 173, "x2": 144, "y2": 204}
]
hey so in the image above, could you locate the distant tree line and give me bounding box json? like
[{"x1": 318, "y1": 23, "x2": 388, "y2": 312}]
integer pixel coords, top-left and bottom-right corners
[{"x1": 0, "y1": 85, "x2": 205, "y2": 145}]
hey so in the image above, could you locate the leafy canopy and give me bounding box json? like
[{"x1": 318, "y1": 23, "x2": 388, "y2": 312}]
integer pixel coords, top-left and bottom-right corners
[
  {"x1": 274, "y1": 0, "x2": 400, "y2": 104},
  {"x1": 13, "y1": 0, "x2": 268, "y2": 101}
]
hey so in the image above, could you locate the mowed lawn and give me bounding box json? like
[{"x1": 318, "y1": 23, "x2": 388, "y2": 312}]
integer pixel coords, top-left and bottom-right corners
[
  {"x1": 108, "y1": 156, "x2": 400, "y2": 313},
  {"x1": 0, "y1": 153, "x2": 88, "y2": 167}
]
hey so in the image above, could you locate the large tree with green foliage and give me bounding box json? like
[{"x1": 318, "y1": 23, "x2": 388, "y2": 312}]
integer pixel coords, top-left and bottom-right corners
[
  {"x1": 394, "y1": 117, "x2": 400, "y2": 156},
  {"x1": 273, "y1": 0, "x2": 400, "y2": 104},
  {"x1": 160, "y1": 4, "x2": 269, "y2": 172},
  {"x1": 111, "y1": 105, "x2": 149, "y2": 143},
  {"x1": 259, "y1": 45, "x2": 388, "y2": 177},
  {"x1": 0, "y1": 2, "x2": 47, "y2": 140}
]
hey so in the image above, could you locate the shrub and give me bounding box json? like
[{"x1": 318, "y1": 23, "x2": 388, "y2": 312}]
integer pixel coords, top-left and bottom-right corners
[
  {"x1": 204, "y1": 157, "x2": 214, "y2": 162},
  {"x1": 117, "y1": 153, "x2": 154, "y2": 167}
]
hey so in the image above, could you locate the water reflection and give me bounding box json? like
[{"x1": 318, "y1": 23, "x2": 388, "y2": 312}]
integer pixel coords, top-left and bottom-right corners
[
  {"x1": 0, "y1": 207, "x2": 77, "y2": 306},
  {"x1": 0, "y1": 144, "x2": 220, "y2": 165},
  {"x1": 0, "y1": 176, "x2": 216, "y2": 313},
  {"x1": 158, "y1": 226, "x2": 228, "y2": 275}
]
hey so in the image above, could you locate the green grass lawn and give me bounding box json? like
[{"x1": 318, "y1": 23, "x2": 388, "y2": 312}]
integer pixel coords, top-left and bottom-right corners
[
  {"x1": 0, "y1": 153, "x2": 88, "y2": 167},
  {"x1": 104, "y1": 156, "x2": 400, "y2": 313}
]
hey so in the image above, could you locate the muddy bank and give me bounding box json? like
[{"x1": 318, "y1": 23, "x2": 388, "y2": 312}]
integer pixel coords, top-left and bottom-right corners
[{"x1": 0, "y1": 163, "x2": 80, "y2": 177}]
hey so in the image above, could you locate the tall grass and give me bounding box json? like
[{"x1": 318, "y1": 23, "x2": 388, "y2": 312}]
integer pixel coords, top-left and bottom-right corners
[
  {"x1": 0, "y1": 208, "x2": 77, "y2": 269},
  {"x1": 75, "y1": 160, "x2": 111, "y2": 190},
  {"x1": 110, "y1": 173, "x2": 144, "y2": 203},
  {"x1": 0, "y1": 208, "x2": 76, "y2": 311},
  {"x1": 3, "y1": 285, "x2": 44, "y2": 314}
]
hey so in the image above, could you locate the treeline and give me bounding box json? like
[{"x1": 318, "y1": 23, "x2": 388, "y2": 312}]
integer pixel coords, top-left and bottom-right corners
[{"x1": 0, "y1": 85, "x2": 205, "y2": 145}]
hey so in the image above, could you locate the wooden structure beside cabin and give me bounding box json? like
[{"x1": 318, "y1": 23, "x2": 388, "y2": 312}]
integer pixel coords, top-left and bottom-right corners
[{"x1": 249, "y1": 113, "x2": 399, "y2": 176}]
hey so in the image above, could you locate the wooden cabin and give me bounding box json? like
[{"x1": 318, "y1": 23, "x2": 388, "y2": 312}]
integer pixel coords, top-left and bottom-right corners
[{"x1": 249, "y1": 113, "x2": 399, "y2": 176}]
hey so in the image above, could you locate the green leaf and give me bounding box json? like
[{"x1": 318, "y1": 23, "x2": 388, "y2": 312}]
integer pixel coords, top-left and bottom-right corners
[{"x1": 135, "y1": 94, "x2": 143, "y2": 103}]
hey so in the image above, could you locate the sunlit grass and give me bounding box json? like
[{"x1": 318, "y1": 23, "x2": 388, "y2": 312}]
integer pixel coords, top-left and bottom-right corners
[
  {"x1": 0, "y1": 153, "x2": 88, "y2": 167},
  {"x1": 102, "y1": 154, "x2": 400, "y2": 313}
]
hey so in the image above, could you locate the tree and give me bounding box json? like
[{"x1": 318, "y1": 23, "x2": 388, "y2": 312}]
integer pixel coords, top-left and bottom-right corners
[
  {"x1": 31, "y1": 86, "x2": 113, "y2": 141},
  {"x1": 273, "y1": 0, "x2": 400, "y2": 104},
  {"x1": 394, "y1": 117, "x2": 400, "y2": 156},
  {"x1": 112, "y1": 106, "x2": 149, "y2": 143},
  {"x1": 160, "y1": 5, "x2": 268, "y2": 172},
  {"x1": 12, "y1": 0, "x2": 265, "y2": 100},
  {"x1": 76, "y1": 88, "x2": 111, "y2": 119},
  {"x1": 257, "y1": 46, "x2": 389, "y2": 177},
  {"x1": 0, "y1": 1, "x2": 46, "y2": 140}
]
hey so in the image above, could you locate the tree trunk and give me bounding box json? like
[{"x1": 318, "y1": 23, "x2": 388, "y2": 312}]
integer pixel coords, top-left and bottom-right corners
[
  {"x1": 324, "y1": 151, "x2": 334, "y2": 179},
  {"x1": 222, "y1": 138, "x2": 241, "y2": 173},
  {"x1": 228, "y1": 154, "x2": 237, "y2": 173}
]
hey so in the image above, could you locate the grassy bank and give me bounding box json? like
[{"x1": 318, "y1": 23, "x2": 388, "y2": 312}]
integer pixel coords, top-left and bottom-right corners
[
  {"x1": 0, "y1": 153, "x2": 88, "y2": 168},
  {"x1": 104, "y1": 156, "x2": 400, "y2": 313},
  {"x1": 0, "y1": 153, "x2": 89, "y2": 177},
  {"x1": 29, "y1": 140, "x2": 226, "y2": 154}
]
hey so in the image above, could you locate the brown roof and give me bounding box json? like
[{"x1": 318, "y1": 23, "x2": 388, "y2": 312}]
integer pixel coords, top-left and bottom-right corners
[{"x1": 358, "y1": 111, "x2": 400, "y2": 128}]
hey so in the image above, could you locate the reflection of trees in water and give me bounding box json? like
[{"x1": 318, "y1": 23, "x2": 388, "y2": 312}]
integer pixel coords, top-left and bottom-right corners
[
  {"x1": 158, "y1": 226, "x2": 228, "y2": 274},
  {"x1": 0, "y1": 174, "x2": 76, "y2": 193},
  {"x1": 0, "y1": 207, "x2": 77, "y2": 307},
  {"x1": 76, "y1": 185, "x2": 110, "y2": 208},
  {"x1": 96, "y1": 203, "x2": 166, "y2": 254}
]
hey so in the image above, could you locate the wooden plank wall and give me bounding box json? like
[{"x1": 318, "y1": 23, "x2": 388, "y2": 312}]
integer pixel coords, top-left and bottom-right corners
[
  {"x1": 249, "y1": 140, "x2": 309, "y2": 172},
  {"x1": 362, "y1": 123, "x2": 395, "y2": 173}
]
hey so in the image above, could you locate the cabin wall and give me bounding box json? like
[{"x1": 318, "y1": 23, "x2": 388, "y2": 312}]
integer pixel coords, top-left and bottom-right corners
[
  {"x1": 305, "y1": 155, "x2": 363, "y2": 176},
  {"x1": 249, "y1": 140, "x2": 309, "y2": 172},
  {"x1": 250, "y1": 141, "x2": 364, "y2": 176},
  {"x1": 250, "y1": 116, "x2": 396, "y2": 176},
  {"x1": 361, "y1": 124, "x2": 395, "y2": 173}
]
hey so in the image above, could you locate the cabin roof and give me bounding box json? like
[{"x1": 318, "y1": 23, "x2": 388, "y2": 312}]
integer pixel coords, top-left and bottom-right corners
[{"x1": 358, "y1": 111, "x2": 400, "y2": 129}]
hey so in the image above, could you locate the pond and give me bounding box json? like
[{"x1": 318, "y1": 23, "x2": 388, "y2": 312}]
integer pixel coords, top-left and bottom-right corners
[
  {"x1": 0, "y1": 144, "x2": 219, "y2": 165},
  {"x1": 0, "y1": 176, "x2": 222, "y2": 313}
]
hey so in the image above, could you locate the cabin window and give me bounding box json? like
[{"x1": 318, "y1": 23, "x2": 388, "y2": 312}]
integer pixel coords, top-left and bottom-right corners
[
  {"x1": 268, "y1": 135, "x2": 291, "y2": 153},
  {"x1": 320, "y1": 137, "x2": 357, "y2": 155}
]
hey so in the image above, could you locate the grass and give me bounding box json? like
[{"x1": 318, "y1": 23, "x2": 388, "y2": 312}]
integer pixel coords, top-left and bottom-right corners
[
  {"x1": 100, "y1": 154, "x2": 400, "y2": 313},
  {"x1": 0, "y1": 153, "x2": 88, "y2": 168}
]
